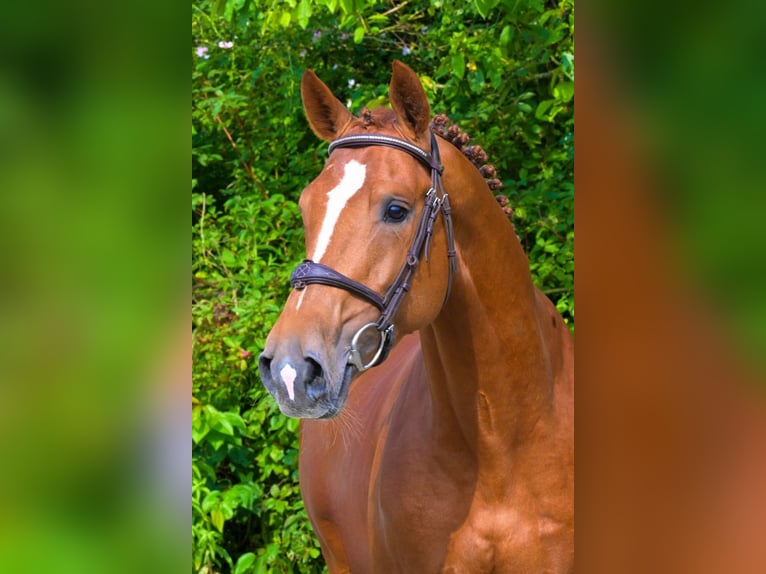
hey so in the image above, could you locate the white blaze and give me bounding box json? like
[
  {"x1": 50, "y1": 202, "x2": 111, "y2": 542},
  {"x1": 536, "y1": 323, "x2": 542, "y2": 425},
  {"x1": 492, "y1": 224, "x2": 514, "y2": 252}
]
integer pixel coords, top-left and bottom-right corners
[
  {"x1": 296, "y1": 160, "x2": 366, "y2": 310},
  {"x1": 311, "y1": 160, "x2": 367, "y2": 263},
  {"x1": 279, "y1": 363, "x2": 297, "y2": 401}
]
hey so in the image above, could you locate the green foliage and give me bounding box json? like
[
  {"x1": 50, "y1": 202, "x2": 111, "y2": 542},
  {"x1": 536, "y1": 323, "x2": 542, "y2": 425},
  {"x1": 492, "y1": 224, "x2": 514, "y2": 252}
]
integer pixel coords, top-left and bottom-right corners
[
  {"x1": 192, "y1": 0, "x2": 573, "y2": 571},
  {"x1": 192, "y1": 188, "x2": 318, "y2": 572}
]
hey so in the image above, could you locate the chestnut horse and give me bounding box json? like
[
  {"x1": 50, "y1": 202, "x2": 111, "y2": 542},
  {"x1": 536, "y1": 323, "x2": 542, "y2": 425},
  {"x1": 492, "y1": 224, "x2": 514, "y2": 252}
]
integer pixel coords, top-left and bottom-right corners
[{"x1": 259, "y1": 61, "x2": 573, "y2": 572}]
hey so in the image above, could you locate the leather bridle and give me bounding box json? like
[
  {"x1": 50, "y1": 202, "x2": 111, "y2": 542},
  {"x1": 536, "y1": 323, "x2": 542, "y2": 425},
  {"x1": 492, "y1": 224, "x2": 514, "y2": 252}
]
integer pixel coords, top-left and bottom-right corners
[{"x1": 289, "y1": 131, "x2": 457, "y2": 372}]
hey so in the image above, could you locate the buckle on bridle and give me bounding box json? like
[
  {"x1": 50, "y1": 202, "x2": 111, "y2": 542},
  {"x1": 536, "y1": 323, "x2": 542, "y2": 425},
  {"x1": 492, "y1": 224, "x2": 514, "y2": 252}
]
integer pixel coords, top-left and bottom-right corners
[{"x1": 348, "y1": 322, "x2": 394, "y2": 372}]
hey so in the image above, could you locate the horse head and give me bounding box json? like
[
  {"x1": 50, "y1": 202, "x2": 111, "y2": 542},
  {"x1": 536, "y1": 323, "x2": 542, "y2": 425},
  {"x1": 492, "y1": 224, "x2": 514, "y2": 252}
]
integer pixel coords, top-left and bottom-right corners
[{"x1": 259, "y1": 62, "x2": 454, "y2": 419}]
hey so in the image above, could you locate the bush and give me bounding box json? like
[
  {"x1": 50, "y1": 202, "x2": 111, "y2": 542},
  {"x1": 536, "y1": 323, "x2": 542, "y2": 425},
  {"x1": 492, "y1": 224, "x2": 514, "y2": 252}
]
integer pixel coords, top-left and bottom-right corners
[{"x1": 192, "y1": 1, "x2": 573, "y2": 571}]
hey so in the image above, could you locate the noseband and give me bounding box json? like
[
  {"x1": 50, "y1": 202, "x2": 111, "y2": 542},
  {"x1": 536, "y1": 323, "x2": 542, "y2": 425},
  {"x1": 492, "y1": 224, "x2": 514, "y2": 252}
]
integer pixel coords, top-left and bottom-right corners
[{"x1": 289, "y1": 131, "x2": 457, "y2": 372}]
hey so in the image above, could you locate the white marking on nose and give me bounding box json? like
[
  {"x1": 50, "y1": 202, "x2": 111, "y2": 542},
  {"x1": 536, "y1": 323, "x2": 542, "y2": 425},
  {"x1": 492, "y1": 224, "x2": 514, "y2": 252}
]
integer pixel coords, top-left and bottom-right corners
[
  {"x1": 295, "y1": 160, "x2": 366, "y2": 311},
  {"x1": 312, "y1": 160, "x2": 366, "y2": 263},
  {"x1": 279, "y1": 363, "x2": 297, "y2": 401}
]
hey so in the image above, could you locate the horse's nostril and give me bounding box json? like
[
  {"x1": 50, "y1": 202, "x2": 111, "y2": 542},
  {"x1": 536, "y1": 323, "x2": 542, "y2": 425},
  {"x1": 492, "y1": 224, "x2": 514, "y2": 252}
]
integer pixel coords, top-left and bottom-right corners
[
  {"x1": 305, "y1": 357, "x2": 323, "y2": 384},
  {"x1": 258, "y1": 355, "x2": 273, "y2": 382},
  {"x1": 304, "y1": 357, "x2": 326, "y2": 400}
]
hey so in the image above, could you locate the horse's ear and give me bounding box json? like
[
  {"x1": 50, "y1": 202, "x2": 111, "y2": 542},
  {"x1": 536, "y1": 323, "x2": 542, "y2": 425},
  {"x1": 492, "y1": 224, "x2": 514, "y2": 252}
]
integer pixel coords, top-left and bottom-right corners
[
  {"x1": 301, "y1": 69, "x2": 354, "y2": 141},
  {"x1": 389, "y1": 60, "x2": 431, "y2": 139}
]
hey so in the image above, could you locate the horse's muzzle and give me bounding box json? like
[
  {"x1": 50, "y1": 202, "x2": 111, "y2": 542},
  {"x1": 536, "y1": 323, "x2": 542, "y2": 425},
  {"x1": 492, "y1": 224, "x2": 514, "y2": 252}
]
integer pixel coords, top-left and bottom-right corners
[{"x1": 258, "y1": 351, "x2": 351, "y2": 419}]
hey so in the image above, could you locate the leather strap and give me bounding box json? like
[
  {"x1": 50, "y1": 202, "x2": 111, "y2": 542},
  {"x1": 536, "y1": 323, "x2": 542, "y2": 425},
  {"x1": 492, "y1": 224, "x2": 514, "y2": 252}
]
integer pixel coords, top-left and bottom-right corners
[
  {"x1": 291, "y1": 259, "x2": 384, "y2": 310},
  {"x1": 328, "y1": 134, "x2": 442, "y2": 174}
]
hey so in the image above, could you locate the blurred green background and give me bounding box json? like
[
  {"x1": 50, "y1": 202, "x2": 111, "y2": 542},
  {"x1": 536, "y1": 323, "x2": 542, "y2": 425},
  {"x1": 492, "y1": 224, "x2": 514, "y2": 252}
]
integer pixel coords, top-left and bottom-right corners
[
  {"x1": 592, "y1": 0, "x2": 766, "y2": 375},
  {"x1": 0, "y1": 1, "x2": 187, "y2": 573},
  {"x1": 192, "y1": 0, "x2": 573, "y2": 572}
]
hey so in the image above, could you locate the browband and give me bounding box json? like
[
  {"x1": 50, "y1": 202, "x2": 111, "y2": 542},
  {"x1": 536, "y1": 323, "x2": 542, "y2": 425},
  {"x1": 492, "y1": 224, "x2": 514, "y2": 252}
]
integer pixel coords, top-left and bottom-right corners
[{"x1": 328, "y1": 134, "x2": 443, "y2": 174}]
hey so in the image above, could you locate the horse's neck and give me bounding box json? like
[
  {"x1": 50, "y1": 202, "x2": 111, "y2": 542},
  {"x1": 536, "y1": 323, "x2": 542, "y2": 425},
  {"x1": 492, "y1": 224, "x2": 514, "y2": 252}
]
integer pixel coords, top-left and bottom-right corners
[{"x1": 420, "y1": 147, "x2": 559, "y2": 454}]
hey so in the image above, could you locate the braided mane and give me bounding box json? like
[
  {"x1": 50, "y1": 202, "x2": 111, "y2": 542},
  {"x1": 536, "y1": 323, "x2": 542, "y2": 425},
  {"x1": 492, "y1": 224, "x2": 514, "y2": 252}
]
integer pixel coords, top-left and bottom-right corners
[{"x1": 429, "y1": 113, "x2": 514, "y2": 224}]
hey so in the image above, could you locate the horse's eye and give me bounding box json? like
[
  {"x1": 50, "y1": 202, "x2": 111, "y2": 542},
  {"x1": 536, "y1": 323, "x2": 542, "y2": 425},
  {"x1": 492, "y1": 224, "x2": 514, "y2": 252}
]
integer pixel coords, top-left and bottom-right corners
[{"x1": 384, "y1": 203, "x2": 409, "y2": 223}]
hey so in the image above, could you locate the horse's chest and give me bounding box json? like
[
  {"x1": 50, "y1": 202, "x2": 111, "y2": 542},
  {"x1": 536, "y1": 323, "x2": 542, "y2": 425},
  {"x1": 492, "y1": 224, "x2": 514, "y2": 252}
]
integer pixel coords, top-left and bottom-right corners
[
  {"x1": 371, "y1": 444, "x2": 571, "y2": 572},
  {"x1": 440, "y1": 500, "x2": 573, "y2": 573},
  {"x1": 375, "y1": 487, "x2": 570, "y2": 572},
  {"x1": 368, "y1": 434, "x2": 477, "y2": 570}
]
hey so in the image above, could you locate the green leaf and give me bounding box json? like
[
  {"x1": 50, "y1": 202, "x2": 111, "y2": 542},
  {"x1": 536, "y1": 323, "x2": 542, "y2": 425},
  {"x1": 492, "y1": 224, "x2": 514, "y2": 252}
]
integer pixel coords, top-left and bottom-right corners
[
  {"x1": 222, "y1": 411, "x2": 246, "y2": 430},
  {"x1": 499, "y1": 25, "x2": 514, "y2": 47},
  {"x1": 207, "y1": 435, "x2": 225, "y2": 450},
  {"x1": 221, "y1": 249, "x2": 237, "y2": 267},
  {"x1": 553, "y1": 81, "x2": 574, "y2": 103},
  {"x1": 224, "y1": 484, "x2": 256, "y2": 509},
  {"x1": 295, "y1": 0, "x2": 312, "y2": 30},
  {"x1": 353, "y1": 26, "x2": 365, "y2": 44},
  {"x1": 234, "y1": 552, "x2": 256, "y2": 574},
  {"x1": 451, "y1": 52, "x2": 465, "y2": 80},
  {"x1": 535, "y1": 99, "x2": 554, "y2": 120},
  {"x1": 268, "y1": 446, "x2": 284, "y2": 462},
  {"x1": 474, "y1": 0, "x2": 500, "y2": 18},
  {"x1": 201, "y1": 490, "x2": 222, "y2": 512},
  {"x1": 211, "y1": 508, "x2": 225, "y2": 532},
  {"x1": 191, "y1": 421, "x2": 209, "y2": 444},
  {"x1": 561, "y1": 52, "x2": 574, "y2": 80},
  {"x1": 217, "y1": 417, "x2": 235, "y2": 435},
  {"x1": 468, "y1": 69, "x2": 485, "y2": 94},
  {"x1": 338, "y1": 0, "x2": 356, "y2": 14},
  {"x1": 279, "y1": 11, "x2": 291, "y2": 28},
  {"x1": 213, "y1": 0, "x2": 227, "y2": 17}
]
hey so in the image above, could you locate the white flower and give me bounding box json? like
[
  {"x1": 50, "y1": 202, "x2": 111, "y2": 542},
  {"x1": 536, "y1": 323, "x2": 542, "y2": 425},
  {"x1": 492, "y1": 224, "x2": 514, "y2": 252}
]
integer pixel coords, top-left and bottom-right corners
[{"x1": 218, "y1": 41, "x2": 234, "y2": 49}]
